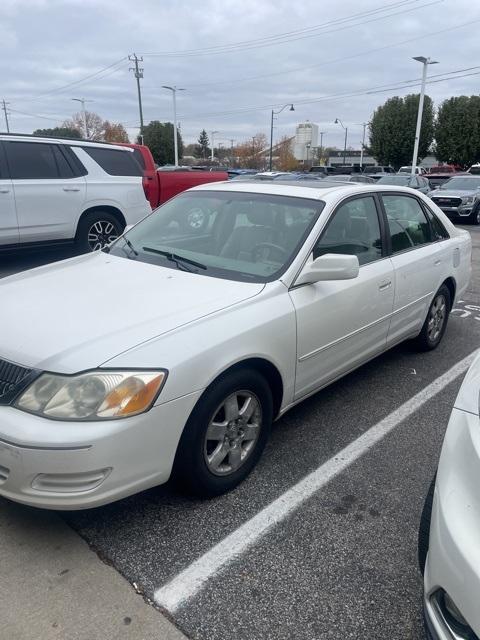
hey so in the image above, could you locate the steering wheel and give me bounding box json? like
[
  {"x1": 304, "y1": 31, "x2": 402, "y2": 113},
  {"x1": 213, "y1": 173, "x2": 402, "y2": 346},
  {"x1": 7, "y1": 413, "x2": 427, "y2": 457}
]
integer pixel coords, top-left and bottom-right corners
[{"x1": 251, "y1": 243, "x2": 287, "y2": 262}]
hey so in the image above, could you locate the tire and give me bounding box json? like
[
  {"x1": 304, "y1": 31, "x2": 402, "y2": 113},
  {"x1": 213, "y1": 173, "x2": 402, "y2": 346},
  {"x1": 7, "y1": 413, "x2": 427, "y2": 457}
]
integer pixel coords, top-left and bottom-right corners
[
  {"x1": 418, "y1": 475, "x2": 436, "y2": 575},
  {"x1": 470, "y1": 205, "x2": 480, "y2": 226},
  {"x1": 173, "y1": 369, "x2": 273, "y2": 497},
  {"x1": 414, "y1": 284, "x2": 451, "y2": 351},
  {"x1": 76, "y1": 211, "x2": 124, "y2": 253}
]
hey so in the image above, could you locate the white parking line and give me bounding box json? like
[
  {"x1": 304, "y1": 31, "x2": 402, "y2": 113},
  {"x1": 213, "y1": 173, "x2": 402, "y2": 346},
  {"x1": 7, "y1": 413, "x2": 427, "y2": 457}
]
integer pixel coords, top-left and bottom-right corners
[{"x1": 154, "y1": 350, "x2": 478, "y2": 613}]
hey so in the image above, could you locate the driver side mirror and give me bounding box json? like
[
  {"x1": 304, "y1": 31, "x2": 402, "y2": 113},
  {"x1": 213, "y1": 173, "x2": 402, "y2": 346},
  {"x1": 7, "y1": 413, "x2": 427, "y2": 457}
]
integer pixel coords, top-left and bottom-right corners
[{"x1": 295, "y1": 253, "x2": 359, "y2": 286}]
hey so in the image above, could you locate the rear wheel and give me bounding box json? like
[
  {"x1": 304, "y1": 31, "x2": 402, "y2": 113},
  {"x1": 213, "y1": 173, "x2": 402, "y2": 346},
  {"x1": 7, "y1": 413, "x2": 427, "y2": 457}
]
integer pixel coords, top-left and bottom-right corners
[
  {"x1": 173, "y1": 369, "x2": 273, "y2": 496},
  {"x1": 414, "y1": 284, "x2": 451, "y2": 351},
  {"x1": 76, "y1": 211, "x2": 123, "y2": 253}
]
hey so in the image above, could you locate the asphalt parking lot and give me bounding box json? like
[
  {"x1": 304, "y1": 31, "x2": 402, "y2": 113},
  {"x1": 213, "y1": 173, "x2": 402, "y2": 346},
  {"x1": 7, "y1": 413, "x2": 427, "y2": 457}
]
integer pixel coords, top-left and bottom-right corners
[{"x1": 1, "y1": 226, "x2": 479, "y2": 640}]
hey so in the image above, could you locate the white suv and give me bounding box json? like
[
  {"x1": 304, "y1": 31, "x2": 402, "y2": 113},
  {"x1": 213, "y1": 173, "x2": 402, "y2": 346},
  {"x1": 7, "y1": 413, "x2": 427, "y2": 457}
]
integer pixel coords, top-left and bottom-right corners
[{"x1": 0, "y1": 134, "x2": 152, "y2": 252}]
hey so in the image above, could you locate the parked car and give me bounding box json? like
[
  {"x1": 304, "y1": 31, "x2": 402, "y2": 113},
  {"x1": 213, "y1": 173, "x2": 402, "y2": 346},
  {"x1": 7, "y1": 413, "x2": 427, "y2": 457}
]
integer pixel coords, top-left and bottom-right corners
[
  {"x1": 398, "y1": 166, "x2": 427, "y2": 175},
  {"x1": 426, "y1": 172, "x2": 468, "y2": 190},
  {"x1": 119, "y1": 143, "x2": 228, "y2": 210},
  {"x1": 364, "y1": 166, "x2": 395, "y2": 180},
  {"x1": 309, "y1": 166, "x2": 336, "y2": 176},
  {"x1": 428, "y1": 164, "x2": 458, "y2": 174},
  {"x1": 0, "y1": 182, "x2": 470, "y2": 509},
  {"x1": 376, "y1": 174, "x2": 431, "y2": 194},
  {"x1": 467, "y1": 163, "x2": 480, "y2": 175},
  {"x1": 419, "y1": 352, "x2": 480, "y2": 640},
  {"x1": 328, "y1": 174, "x2": 375, "y2": 184},
  {"x1": 428, "y1": 175, "x2": 480, "y2": 224},
  {"x1": 0, "y1": 133, "x2": 151, "y2": 252}
]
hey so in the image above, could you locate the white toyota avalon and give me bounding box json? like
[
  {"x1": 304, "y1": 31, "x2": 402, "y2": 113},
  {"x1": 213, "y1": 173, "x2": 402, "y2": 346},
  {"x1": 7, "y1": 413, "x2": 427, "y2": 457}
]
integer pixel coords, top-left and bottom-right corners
[
  {"x1": 0, "y1": 181, "x2": 471, "y2": 509},
  {"x1": 420, "y1": 352, "x2": 480, "y2": 640}
]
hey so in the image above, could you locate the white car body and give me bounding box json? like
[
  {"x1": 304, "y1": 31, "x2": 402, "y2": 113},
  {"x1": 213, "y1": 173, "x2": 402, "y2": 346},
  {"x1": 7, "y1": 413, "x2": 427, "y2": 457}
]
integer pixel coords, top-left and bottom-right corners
[
  {"x1": 424, "y1": 352, "x2": 480, "y2": 639},
  {"x1": 0, "y1": 134, "x2": 151, "y2": 248},
  {"x1": 0, "y1": 182, "x2": 471, "y2": 509},
  {"x1": 398, "y1": 166, "x2": 427, "y2": 175}
]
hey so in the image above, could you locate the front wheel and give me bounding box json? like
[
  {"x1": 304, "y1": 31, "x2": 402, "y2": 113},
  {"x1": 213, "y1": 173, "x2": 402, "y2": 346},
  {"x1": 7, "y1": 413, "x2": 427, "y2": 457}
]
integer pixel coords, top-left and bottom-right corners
[
  {"x1": 76, "y1": 211, "x2": 123, "y2": 253},
  {"x1": 173, "y1": 369, "x2": 273, "y2": 497},
  {"x1": 414, "y1": 284, "x2": 451, "y2": 351}
]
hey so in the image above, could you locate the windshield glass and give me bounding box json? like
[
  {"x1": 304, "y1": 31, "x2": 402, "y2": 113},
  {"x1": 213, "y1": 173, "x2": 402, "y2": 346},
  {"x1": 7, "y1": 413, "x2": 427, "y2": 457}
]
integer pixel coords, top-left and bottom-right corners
[
  {"x1": 376, "y1": 176, "x2": 410, "y2": 185},
  {"x1": 442, "y1": 177, "x2": 480, "y2": 190},
  {"x1": 108, "y1": 191, "x2": 324, "y2": 283}
]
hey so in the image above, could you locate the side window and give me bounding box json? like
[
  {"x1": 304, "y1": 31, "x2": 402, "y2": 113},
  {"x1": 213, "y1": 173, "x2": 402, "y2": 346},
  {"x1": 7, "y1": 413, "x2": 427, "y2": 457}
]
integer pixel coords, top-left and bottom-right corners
[
  {"x1": 424, "y1": 205, "x2": 450, "y2": 240},
  {"x1": 314, "y1": 196, "x2": 382, "y2": 266},
  {"x1": 82, "y1": 147, "x2": 143, "y2": 176},
  {"x1": 52, "y1": 146, "x2": 75, "y2": 178},
  {"x1": 6, "y1": 142, "x2": 59, "y2": 179},
  {"x1": 382, "y1": 195, "x2": 432, "y2": 253}
]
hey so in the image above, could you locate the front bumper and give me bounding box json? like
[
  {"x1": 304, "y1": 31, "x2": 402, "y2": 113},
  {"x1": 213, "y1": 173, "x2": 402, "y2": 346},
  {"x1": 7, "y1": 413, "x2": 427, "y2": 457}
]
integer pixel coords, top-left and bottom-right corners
[
  {"x1": 424, "y1": 407, "x2": 480, "y2": 639},
  {"x1": 431, "y1": 204, "x2": 473, "y2": 219},
  {"x1": 0, "y1": 391, "x2": 201, "y2": 509}
]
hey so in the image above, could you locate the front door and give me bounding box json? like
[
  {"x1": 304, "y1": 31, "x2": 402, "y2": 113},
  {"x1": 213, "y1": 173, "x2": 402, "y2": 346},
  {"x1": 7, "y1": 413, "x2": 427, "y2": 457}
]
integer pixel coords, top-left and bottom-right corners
[
  {"x1": 290, "y1": 194, "x2": 395, "y2": 400},
  {"x1": 5, "y1": 140, "x2": 86, "y2": 243},
  {"x1": 0, "y1": 142, "x2": 18, "y2": 245}
]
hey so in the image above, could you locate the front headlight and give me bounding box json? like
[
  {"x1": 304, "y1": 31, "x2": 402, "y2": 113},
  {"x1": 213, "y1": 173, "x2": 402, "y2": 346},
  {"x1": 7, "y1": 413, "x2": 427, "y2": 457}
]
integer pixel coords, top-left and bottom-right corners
[
  {"x1": 15, "y1": 370, "x2": 167, "y2": 420},
  {"x1": 462, "y1": 196, "x2": 475, "y2": 205}
]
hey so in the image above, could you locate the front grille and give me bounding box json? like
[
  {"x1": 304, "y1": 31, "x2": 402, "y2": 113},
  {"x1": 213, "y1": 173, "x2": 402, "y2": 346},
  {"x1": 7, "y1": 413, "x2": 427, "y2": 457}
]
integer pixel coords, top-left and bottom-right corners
[
  {"x1": 0, "y1": 358, "x2": 36, "y2": 405},
  {"x1": 431, "y1": 196, "x2": 462, "y2": 208}
]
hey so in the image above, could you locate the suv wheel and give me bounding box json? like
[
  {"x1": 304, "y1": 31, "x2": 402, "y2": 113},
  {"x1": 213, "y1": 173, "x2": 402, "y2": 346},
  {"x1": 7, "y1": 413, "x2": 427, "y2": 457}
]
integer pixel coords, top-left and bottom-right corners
[
  {"x1": 76, "y1": 211, "x2": 123, "y2": 252},
  {"x1": 173, "y1": 369, "x2": 273, "y2": 497}
]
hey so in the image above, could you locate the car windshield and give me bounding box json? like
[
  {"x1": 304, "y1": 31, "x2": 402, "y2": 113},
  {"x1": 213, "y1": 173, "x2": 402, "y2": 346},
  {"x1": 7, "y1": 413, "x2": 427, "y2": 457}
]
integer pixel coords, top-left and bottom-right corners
[
  {"x1": 367, "y1": 167, "x2": 384, "y2": 173},
  {"x1": 376, "y1": 176, "x2": 410, "y2": 185},
  {"x1": 441, "y1": 177, "x2": 480, "y2": 190},
  {"x1": 108, "y1": 190, "x2": 324, "y2": 283}
]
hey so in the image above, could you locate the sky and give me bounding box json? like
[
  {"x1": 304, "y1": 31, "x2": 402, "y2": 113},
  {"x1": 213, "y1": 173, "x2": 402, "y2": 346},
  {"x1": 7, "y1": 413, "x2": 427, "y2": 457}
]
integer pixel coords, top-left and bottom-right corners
[{"x1": 1, "y1": 0, "x2": 480, "y2": 150}]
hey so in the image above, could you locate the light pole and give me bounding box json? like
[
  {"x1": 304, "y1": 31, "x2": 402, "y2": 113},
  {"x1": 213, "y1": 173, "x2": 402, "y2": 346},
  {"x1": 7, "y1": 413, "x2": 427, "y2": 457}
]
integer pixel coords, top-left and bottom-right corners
[
  {"x1": 305, "y1": 142, "x2": 311, "y2": 167},
  {"x1": 72, "y1": 98, "x2": 93, "y2": 138},
  {"x1": 411, "y1": 56, "x2": 438, "y2": 175},
  {"x1": 210, "y1": 131, "x2": 219, "y2": 162},
  {"x1": 269, "y1": 103, "x2": 294, "y2": 171},
  {"x1": 335, "y1": 118, "x2": 348, "y2": 166},
  {"x1": 318, "y1": 131, "x2": 325, "y2": 165},
  {"x1": 358, "y1": 122, "x2": 370, "y2": 169},
  {"x1": 162, "y1": 85, "x2": 185, "y2": 167}
]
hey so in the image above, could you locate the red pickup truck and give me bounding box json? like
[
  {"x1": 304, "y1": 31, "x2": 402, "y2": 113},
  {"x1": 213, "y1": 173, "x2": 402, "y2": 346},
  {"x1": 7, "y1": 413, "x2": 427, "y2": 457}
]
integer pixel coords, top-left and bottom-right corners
[{"x1": 120, "y1": 143, "x2": 228, "y2": 209}]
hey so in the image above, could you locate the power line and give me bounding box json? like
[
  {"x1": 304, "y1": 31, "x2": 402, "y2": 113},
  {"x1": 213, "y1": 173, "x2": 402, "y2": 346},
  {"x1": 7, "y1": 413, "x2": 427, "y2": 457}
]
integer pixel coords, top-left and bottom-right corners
[{"x1": 140, "y1": 0, "x2": 436, "y2": 57}]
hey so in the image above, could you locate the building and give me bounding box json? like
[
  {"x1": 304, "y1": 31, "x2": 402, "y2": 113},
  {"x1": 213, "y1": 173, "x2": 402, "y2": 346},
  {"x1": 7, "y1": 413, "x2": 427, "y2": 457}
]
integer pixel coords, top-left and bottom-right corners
[
  {"x1": 327, "y1": 149, "x2": 377, "y2": 168},
  {"x1": 294, "y1": 122, "x2": 319, "y2": 161}
]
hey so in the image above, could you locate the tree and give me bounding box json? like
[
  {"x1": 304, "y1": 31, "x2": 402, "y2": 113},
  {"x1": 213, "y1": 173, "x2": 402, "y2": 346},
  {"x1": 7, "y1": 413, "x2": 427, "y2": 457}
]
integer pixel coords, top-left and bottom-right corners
[
  {"x1": 275, "y1": 136, "x2": 297, "y2": 171},
  {"x1": 142, "y1": 121, "x2": 184, "y2": 165},
  {"x1": 435, "y1": 96, "x2": 480, "y2": 167},
  {"x1": 33, "y1": 126, "x2": 82, "y2": 139},
  {"x1": 62, "y1": 110, "x2": 105, "y2": 140},
  {"x1": 369, "y1": 94, "x2": 434, "y2": 169},
  {"x1": 197, "y1": 129, "x2": 210, "y2": 159},
  {"x1": 235, "y1": 133, "x2": 268, "y2": 169},
  {"x1": 103, "y1": 121, "x2": 129, "y2": 143}
]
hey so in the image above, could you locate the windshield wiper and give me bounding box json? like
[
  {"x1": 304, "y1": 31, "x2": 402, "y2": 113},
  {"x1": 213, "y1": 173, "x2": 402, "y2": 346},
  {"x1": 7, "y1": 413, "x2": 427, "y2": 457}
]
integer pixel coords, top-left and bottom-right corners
[
  {"x1": 142, "y1": 246, "x2": 207, "y2": 272},
  {"x1": 123, "y1": 237, "x2": 138, "y2": 256}
]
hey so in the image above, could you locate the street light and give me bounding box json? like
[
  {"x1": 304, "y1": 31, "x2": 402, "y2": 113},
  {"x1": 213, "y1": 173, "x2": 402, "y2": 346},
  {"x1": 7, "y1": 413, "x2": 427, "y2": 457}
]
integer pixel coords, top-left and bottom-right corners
[
  {"x1": 318, "y1": 131, "x2": 325, "y2": 165},
  {"x1": 72, "y1": 97, "x2": 93, "y2": 139},
  {"x1": 162, "y1": 85, "x2": 185, "y2": 167},
  {"x1": 210, "y1": 130, "x2": 219, "y2": 162},
  {"x1": 334, "y1": 118, "x2": 348, "y2": 166},
  {"x1": 305, "y1": 142, "x2": 311, "y2": 166},
  {"x1": 411, "y1": 56, "x2": 438, "y2": 175},
  {"x1": 269, "y1": 103, "x2": 294, "y2": 171},
  {"x1": 356, "y1": 122, "x2": 371, "y2": 169}
]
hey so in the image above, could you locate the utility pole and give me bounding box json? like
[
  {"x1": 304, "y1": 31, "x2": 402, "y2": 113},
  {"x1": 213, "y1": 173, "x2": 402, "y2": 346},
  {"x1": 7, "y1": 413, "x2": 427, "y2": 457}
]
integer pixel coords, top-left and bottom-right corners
[
  {"x1": 162, "y1": 86, "x2": 185, "y2": 167},
  {"x1": 210, "y1": 131, "x2": 218, "y2": 162},
  {"x1": 2, "y1": 100, "x2": 10, "y2": 133},
  {"x1": 129, "y1": 54, "x2": 145, "y2": 142},
  {"x1": 360, "y1": 123, "x2": 369, "y2": 169},
  {"x1": 318, "y1": 131, "x2": 325, "y2": 165},
  {"x1": 269, "y1": 103, "x2": 294, "y2": 171},
  {"x1": 411, "y1": 56, "x2": 438, "y2": 175},
  {"x1": 72, "y1": 98, "x2": 92, "y2": 138}
]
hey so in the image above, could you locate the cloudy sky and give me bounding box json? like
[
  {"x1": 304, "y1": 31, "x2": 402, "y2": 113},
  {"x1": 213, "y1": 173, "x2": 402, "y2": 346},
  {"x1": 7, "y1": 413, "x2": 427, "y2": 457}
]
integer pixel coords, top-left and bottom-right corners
[{"x1": 1, "y1": 0, "x2": 480, "y2": 150}]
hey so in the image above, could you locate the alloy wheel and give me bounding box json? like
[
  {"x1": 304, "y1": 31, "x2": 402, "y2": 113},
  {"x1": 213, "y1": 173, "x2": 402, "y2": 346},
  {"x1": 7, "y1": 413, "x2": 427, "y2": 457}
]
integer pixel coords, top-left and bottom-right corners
[
  {"x1": 87, "y1": 220, "x2": 119, "y2": 251},
  {"x1": 204, "y1": 391, "x2": 262, "y2": 476},
  {"x1": 427, "y1": 294, "x2": 446, "y2": 343}
]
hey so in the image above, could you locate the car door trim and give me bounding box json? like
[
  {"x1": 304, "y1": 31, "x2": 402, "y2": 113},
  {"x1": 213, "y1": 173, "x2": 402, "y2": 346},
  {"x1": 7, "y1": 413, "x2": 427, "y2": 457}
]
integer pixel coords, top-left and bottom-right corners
[{"x1": 297, "y1": 290, "x2": 432, "y2": 362}]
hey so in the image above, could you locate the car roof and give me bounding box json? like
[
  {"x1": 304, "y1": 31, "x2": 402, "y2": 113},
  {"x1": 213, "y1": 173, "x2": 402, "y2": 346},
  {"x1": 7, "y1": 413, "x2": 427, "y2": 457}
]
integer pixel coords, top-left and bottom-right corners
[
  {"x1": 189, "y1": 180, "x2": 421, "y2": 201},
  {"x1": 0, "y1": 133, "x2": 131, "y2": 152}
]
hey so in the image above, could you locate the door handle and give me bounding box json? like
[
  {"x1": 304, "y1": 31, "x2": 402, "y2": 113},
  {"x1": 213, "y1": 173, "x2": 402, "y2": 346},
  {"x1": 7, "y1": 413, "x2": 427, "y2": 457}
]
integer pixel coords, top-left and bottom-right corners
[
  {"x1": 379, "y1": 280, "x2": 392, "y2": 291},
  {"x1": 63, "y1": 187, "x2": 80, "y2": 192},
  {"x1": 0, "y1": 188, "x2": 10, "y2": 193}
]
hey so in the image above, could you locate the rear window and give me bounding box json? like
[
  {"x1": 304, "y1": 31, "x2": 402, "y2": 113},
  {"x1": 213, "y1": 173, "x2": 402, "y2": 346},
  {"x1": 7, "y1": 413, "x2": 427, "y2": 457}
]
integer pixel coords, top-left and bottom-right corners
[
  {"x1": 83, "y1": 147, "x2": 142, "y2": 176},
  {"x1": 132, "y1": 149, "x2": 146, "y2": 170}
]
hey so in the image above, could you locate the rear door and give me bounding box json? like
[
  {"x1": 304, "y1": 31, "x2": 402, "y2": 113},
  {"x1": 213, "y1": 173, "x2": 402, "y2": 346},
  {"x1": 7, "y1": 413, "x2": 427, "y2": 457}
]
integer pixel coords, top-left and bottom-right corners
[
  {"x1": 5, "y1": 140, "x2": 86, "y2": 243},
  {"x1": 380, "y1": 192, "x2": 445, "y2": 345},
  {"x1": 0, "y1": 142, "x2": 18, "y2": 245}
]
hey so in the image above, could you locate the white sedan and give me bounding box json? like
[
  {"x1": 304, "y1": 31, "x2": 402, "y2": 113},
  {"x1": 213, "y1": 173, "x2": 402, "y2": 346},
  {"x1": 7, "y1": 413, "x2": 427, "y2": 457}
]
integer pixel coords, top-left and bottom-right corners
[
  {"x1": 420, "y1": 352, "x2": 480, "y2": 639},
  {"x1": 0, "y1": 181, "x2": 471, "y2": 509}
]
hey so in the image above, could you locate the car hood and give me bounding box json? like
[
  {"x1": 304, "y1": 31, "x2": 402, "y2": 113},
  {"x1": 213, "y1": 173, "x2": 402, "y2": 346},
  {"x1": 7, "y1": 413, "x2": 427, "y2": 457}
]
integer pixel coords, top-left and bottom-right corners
[
  {"x1": 430, "y1": 189, "x2": 479, "y2": 198},
  {"x1": 0, "y1": 252, "x2": 265, "y2": 373}
]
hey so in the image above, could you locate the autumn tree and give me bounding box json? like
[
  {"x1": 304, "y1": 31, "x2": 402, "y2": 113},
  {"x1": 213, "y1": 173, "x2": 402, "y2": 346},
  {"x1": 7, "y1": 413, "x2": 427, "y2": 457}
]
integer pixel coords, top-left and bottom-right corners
[
  {"x1": 235, "y1": 133, "x2": 267, "y2": 169},
  {"x1": 274, "y1": 136, "x2": 297, "y2": 171},
  {"x1": 63, "y1": 110, "x2": 105, "y2": 140},
  {"x1": 369, "y1": 94, "x2": 434, "y2": 169},
  {"x1": 435, "y1": 96, "x2": 480, "y2": 167},
  {"x1": 103, "y1": 121, "x2": 129, "y2": 143}
]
